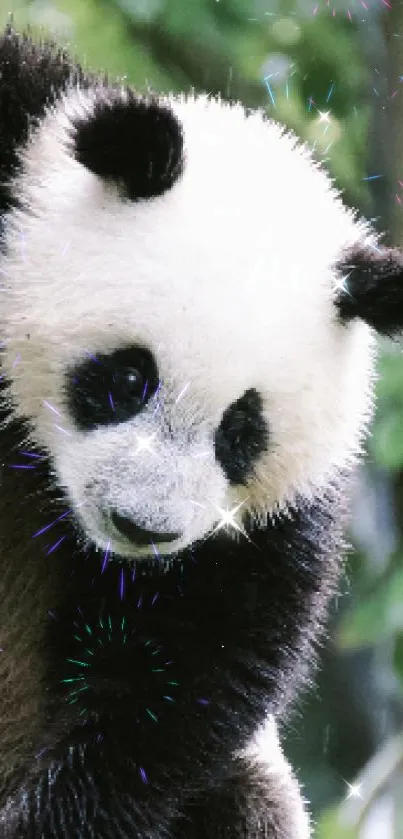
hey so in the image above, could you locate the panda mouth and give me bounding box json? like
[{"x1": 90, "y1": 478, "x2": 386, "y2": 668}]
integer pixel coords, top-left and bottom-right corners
[{"x1": 110, "y1": 510, "x2": 182, "y2": 548}]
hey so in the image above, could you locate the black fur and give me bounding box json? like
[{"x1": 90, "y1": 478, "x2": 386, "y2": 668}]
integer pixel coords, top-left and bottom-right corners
[
  {"x1": 64, "y1": 346, "x2": 160, "y2": 431},
  {"x1": 335, "y1": 244, "x2": 403, "y2": 336},
  {"x1": 0, "y1": 26, "x2": 85, "y2": 216},
  {"x1": 0, "y1": 374, "x2": 350, "y2": 838},
  {"x1": 72, "y1": 92, "x2": 184, "y2": 200},
  {"x1": 214, "y1": 389, "x2": 269, "y2": 485},
  {"x1": 170, "y1": 758, "x2": 303, "y2": 839}
]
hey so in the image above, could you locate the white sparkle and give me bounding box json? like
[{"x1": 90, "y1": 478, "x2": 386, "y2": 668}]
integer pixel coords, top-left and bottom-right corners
[
  {"x1": 43, "y1": 400, "x2": 62, "y2": 417},
  {"x1": 211, "y1": 499, "x2": 250, "y2": 539},
  {"x1": 175, "y1": 382, "x2": 191, "y2": 404},
  {"x1": 333, "y1": 270, "x2": 355, "y2": 298},
  {"x1": 188, "y1": 499, "x2": 206, "y2": 509},
  {"x1": 54, "y1": 424, "x2": 72, "y2": 436},
  {"x1": 133, "y1": 432, "x2": 158, "y2": 455},
  {"x1": 345, "y1": 781, "x2": 363, "y2": 800},
  {"x1": 317, "y1": 109, "x2": 332, "y2": 124}
]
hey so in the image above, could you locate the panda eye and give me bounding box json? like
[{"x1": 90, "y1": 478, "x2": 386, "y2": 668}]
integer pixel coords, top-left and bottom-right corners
[
  {"x1": 214, "y1": 388, "x2": 269, "y2": 485},
  {"x1": 65, "y1": 346, "x2": 160, "y2": 431},
  {"x1": 114, "y1": 367, "x2": 144, "y2": 398}
]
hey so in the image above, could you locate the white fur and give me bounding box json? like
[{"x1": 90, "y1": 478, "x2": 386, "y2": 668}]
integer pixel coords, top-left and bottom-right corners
[
  {"x1": 0, "y1": 87, "x2": 378, "y2": 558},
  {"x1": 239, "y1": 715, "x2": 312, "y2": 838}
]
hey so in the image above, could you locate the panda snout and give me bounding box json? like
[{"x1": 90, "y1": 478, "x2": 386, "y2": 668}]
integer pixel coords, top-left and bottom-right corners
[{"x1": 110, "y1": 510, "x2": 182, "y2": 547}]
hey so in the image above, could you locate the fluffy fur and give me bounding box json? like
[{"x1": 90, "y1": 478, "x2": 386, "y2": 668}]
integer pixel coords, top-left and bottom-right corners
[{"x1": 1, "y1": 24, "x2": 403, "y2": 839}]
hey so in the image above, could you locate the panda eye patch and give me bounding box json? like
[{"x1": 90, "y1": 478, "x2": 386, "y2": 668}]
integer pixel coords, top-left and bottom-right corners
[
  {"x1": 214, "y1": 388, "x2": 269, "y2": 485},
  {"x1": 64, "y1": 346, "x2": 160, "y2": 431}
]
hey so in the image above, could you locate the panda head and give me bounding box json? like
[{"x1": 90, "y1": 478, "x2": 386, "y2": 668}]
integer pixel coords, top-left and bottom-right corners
[{"x1": 1, "y1": 63, "x2": 403, "y2": 562}]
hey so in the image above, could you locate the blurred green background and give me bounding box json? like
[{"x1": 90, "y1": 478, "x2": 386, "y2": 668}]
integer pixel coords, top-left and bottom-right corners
[{"x1": 2, "y1": 0, "x2": 403, "y2": 836}]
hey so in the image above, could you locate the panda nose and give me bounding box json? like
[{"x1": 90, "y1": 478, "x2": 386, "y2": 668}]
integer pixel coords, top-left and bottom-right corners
[{"x1": 111, "y1": 511, "x2": 181, "y2": 547}]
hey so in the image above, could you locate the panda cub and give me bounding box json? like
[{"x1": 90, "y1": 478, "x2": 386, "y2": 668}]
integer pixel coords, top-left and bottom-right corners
[{"x1": 0, "y1": 23, "x2": 402, "y2": 839}]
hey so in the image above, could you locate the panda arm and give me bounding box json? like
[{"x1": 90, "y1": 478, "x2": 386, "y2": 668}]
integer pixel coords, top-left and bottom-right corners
[
  {"x1": 0, "y1": 479, "x2": 346, "y2": 838},
  {"x1": 170, "y1": 718, "x2": 311, "y2": 839}
]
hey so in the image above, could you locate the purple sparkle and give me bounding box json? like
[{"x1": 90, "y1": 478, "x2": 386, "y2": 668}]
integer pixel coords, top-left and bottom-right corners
[
  {"x1": 151, "y1": 541, "x2": 160, "y2": 559},
  {"x1": 20, "y1": 450, "x2": 43, "y2": 459},
  {"x1": 46, "y1": 536, "x2": 66, "y2": 555},
  {"x1": 35, "y1": 747, "x2": 49, "y2": 760},
  {"x1": 9, "y1": 463, "x2": 37, "y2": 470},
  {"x1": 101, "y1": 543, "x2": 110, "y2": 574},
  {"x1": 60, "y1": 242, "x2": 70, "y2": 257},
  {"x1": 33, "y1": 509, "x2": 71, "y2": 538}
]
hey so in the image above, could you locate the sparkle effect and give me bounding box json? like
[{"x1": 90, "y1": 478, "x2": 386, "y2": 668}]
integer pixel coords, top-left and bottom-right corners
[
  {"x1": 210, "y1": 499, "x2": 251, "y2": 542},
  {"x1": 133, "y1": 431, "x2": 158, "y2": 456},
  {"x1": 312, "y1": 0, "x2": 391, "y2": 20},
  {"x1": 61, "y1": 609, "x2": 179, "y2": 724},
  {"x1": 345, "y1": 781, "x2": 363, "y2": 800},
  {"x1": 263, "y1": 73, "x2": 337, "y2": 157}
]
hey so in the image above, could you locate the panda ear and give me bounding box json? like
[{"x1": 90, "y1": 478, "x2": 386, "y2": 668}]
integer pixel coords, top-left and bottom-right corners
[
  {"x1": 72, "y1": 94, "x2": 184, "y2": 201},
  {"x1": 335, "y1": 244, "x2": 403, "y2": 337}
]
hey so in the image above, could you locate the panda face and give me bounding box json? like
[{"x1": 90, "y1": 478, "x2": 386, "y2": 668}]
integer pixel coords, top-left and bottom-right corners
[{"x1": 0, "y1": 89, "x2": 377, "y2": 559}]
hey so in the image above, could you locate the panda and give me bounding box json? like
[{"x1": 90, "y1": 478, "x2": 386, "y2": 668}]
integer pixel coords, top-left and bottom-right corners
[{"x1": 0, "y1": 22, "x2": 402, "y2": 839}]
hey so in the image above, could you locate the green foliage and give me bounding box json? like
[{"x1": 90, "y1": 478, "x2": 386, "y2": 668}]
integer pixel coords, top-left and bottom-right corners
[
  {"x1": 369, "y1": 348, "x2": 403, "y2": 469},
  {"x1": 393, "y1": 632, "x2": 403, "y2": 686},
  {"x1": 338, "y1": 559, "x2": 403, "y2": 649},
  {"x1": 3, "y1": 0, "x2": 177, "y2": 89},
  {"x1": 317, "y1": 808, "x2": 358, "y2": 839}
]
